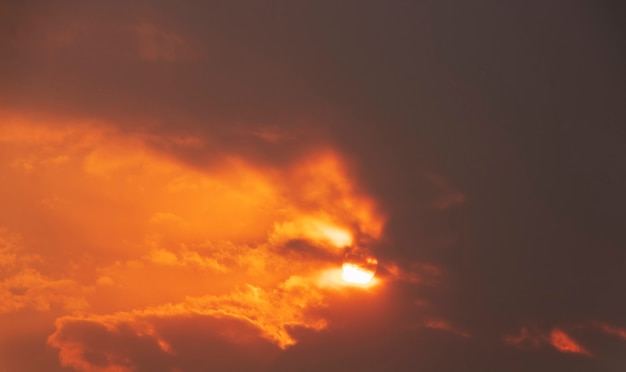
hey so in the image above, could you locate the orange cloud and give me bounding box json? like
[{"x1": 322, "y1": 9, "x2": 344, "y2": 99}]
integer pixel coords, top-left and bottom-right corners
[
  {"x1": 0, "y1": 228, "x2": 91, "y2": 314},
  {"x1": 48, "y1": 273, "x2": 345, "y2": 370},
  {"x1": 549, "y1": 329, "x2": 592, "y2": 357},
  {"x1": 0, "y1": 111, "x2": 388, "y2": 370},
  {"x1": 504, "y1": 326, "x2": 592, "y2": 357}
]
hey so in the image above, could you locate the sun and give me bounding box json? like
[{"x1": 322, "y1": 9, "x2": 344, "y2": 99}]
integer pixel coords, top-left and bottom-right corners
[
  {"x1": 340, "y1": 247, "x2": 378, "y2": 285},
  {"x1": 341, "y1": 263, "x2": 376, "y2": 284}
]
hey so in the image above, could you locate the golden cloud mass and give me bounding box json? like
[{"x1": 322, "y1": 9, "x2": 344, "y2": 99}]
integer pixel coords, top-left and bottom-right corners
[{"x1": 0, "y1": 111, "x2": 386, "y2": 370}]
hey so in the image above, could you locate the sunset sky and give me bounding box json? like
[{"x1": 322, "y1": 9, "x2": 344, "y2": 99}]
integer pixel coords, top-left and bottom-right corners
[{"x1": 1, "y1": 1, "x2": 625, "y2": 371}]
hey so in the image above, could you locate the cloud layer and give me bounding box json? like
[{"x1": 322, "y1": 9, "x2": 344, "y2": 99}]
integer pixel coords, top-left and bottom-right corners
[{"x1": 2, "y1": 1, "x2": 625, "y2": 371}]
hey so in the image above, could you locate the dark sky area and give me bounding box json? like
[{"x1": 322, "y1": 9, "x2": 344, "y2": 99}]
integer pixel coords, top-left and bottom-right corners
[{"x1": 1, "y1": 1, "x2": 625, "y2": 371}]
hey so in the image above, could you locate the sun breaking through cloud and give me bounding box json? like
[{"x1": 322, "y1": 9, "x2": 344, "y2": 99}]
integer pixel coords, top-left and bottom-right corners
[{"x1": 0, "y1": 111, "x2": 388, "y2": 371}]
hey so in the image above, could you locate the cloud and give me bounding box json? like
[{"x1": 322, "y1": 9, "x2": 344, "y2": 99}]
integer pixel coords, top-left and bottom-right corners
[
  {"x1": 549, "y1": 329, "x2": 593, "y2": 357},
  {"x1": 49, "y1": 313, "x2": 283, "y2": 372},
  {"x1": 592, "y1": 321, "x2": 626, "y2": 341},
  {"x1": 0, "y1": 111, "x2": 410, "y2": 370},
  {"x1": 48, "y1": 278, "x2": 329, "y2": 371},
  {"x1": 504, "y1": 326, "x2": 592, "y2": 357},
  {"x1": 0, "y1": 228, "x2": 91, "y2": 314},
  {"x1": 1, "y1": 2, "x2": 624, "y2": 371},
  {"x1": 502, "y1": 320, "x2": 626, "y2": 369}
]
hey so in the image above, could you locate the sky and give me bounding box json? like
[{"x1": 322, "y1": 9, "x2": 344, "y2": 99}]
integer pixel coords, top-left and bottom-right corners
[{"x1": 1, "y1": 1, "x2": 625, "y2": 371}]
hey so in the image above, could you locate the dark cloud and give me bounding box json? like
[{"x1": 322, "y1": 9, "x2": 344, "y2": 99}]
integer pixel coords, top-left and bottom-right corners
[{"x1": 49, "y1": 314, "x2": 282, "y2": 372}]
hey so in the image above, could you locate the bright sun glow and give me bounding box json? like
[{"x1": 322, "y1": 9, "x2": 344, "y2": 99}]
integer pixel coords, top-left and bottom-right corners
[{"x1": 341, "y1": 263, "x2": 375, "y2": 284}]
